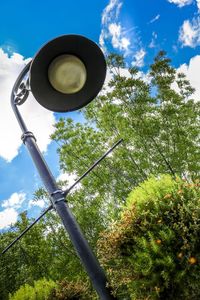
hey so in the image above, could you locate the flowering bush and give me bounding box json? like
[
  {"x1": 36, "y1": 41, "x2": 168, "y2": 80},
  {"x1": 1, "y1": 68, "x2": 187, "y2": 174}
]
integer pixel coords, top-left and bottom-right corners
[
  {"x1": 9, "y1": 278, "x2": 94, "y2": 300},
  {"x1": 48, "y1": 279, "x2": 95, "y2": 300},
  {"x1": 98, "y1": 175, "x2": 200, "y2": 299}
]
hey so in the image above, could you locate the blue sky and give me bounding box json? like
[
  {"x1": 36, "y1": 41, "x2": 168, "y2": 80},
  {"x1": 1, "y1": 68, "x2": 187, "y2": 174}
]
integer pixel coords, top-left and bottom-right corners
[{"x1": 0, "y1": 0, "x2": 200, "y2": 229}]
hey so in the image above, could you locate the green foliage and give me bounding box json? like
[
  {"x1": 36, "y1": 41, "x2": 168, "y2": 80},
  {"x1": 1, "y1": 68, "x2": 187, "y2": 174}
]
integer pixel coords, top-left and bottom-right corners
[
  {"x1": 97, "y1": 175, "x2": 200, "y2": 299},
  {"x1": 0, "y1": 208, "x2": 96, "y2": 299},
  {"x1": 9, "y1": 278, "x2": 95, "y2": 300},
  {"x1": 9, "y1": 278, "x2": 56, "y2": 300},
  {"x1": 51, "y1": 51, "x2": 200, "y2": 225},
  {"x1": 87, "y1": 52, "x2": 199, "y2": 179}
]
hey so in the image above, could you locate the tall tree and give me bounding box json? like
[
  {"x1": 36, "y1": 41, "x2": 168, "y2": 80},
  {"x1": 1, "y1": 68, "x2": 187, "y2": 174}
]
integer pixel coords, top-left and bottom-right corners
[
  {"x1": 51, "y1": 51, "x2": 200, "y2": 215},
  {"x1": 0, "y1": 212, "x2": 53, "y2": 299}
]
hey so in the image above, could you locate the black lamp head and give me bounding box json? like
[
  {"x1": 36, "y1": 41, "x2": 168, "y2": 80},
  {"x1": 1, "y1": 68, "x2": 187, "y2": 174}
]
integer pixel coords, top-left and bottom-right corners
[{"x1": 29, "y1": 35, "x2": 106, "y2": 112}]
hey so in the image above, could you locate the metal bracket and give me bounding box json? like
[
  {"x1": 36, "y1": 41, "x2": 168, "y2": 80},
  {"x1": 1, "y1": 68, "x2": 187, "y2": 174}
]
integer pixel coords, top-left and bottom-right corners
[
  {"x1": 21, "y1": 131, "x2": 37, "y2": 144},
  {"x1": 51, "y1": 189, "x2": 66, "y2": 205},
  {"x1": 54, "y1": 197, "x2": 66, "y2": 204},
  {"x1": 14, "y1": 79, "x2": 30, "y2": 105},
  {"x1": 50, "y1": 189, "x2": 64, "y2": 196}
]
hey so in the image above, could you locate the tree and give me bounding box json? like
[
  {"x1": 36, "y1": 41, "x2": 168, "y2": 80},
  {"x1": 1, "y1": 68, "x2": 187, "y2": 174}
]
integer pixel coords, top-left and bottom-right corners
[
  {"x1": 51, "y1": 51, "x2": 200, "y2": 218},
  {"x1": 0, "y1": 213, "x2": 49, "y2": 299},
  {"x1": 0, "y1": 208, "x2": 93, "y2": 299},
  {"x1": 0, "y1": 212, "x2": 63, "y2": 299}
]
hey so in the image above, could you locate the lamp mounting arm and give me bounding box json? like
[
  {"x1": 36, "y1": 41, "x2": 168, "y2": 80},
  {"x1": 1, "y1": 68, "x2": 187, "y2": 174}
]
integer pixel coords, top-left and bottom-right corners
[
  {"x1": 12, "y1": 61, "x2": 32, "y2": 106},
  {"x1": 11, "y1": 61, "x2": 32, "y2": 133}
]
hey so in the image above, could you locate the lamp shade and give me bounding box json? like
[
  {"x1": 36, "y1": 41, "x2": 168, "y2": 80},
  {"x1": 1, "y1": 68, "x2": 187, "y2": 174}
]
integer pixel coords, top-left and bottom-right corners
[{"x1": 29, "y1": 35, "x2": 106, "y2": 112}]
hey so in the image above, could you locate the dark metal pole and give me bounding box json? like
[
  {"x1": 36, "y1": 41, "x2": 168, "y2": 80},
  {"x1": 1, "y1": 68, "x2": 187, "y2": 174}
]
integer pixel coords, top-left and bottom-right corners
[
  {"x1": 21, "y1": 131, "x2": 115, "y2": 300},
  {"x1": 10, "y1": 65, "x2": 116, "y2": 300}
]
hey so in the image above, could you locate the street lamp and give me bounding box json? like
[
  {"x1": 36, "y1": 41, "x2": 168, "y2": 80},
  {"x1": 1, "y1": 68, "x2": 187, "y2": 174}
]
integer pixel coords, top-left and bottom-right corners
[
  {"x1": 10, "y1": 35, "x2": 116, "y2": 300},
  {"x1": 30, "y1": 34, "x2": 106, "y2": 112}
]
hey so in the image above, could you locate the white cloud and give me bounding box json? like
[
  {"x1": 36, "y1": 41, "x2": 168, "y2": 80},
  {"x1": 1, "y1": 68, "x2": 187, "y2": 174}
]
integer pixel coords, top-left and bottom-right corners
[
  {"x1": 57, "y1": 172, "x2": 76, "y2": 183},
  {"x1": 149, "y1": 32, "x2": 158, "y2": 48},
  {"x1": 197, "y1": 0, "x2": 200, "y2": 10},
  {"x1": 176, "y1": 55, "x2": 200, "y2": 100},
  {"x1": 100, "y1": 0, "x2": 131, "y2": 55},
  {"x1": 100, "y1": 0, "x2": 147, "y2": 68},
  {"x1": 0, "y1": 192, "x2": 28, "y2": 229},
  {"x1": 179, "y1": 17, "x2": 200, "y2": 47},
  {"x1": 0, "y1": 208, "x2": 18, "y2": 229},
  {"x1": 29, "y1": 199, "x2": 46, "y2": 209},
  {"x1": 102, "y1": 0, "x2": 122, "y2": 25},
  {"x1": 167, "y1": 0, "x2": 200, "y2": 12},
  {"x1": 57, "y1": 172, "x2": 79, "y2": 189},
  {"x1": 168, "y1": 1, "x2": 200, "y2": 48},
  {"x1": 0, "y1": 49, "x2": 56, "y2": 162},
  {"x1": 108, "y1": 23, "x2": 121, "y2": 45},
  {"x1": 57, "y1": 172, "x2": 83, "y2": 193},
  {"x1": 132, "y1": 49, "x2": 146, "y2": 67},
  {"x1": 108, "y1": 23, "x2": 131, "y2": 51},
  {"x1": 1, "y1": 192, "x2": 26, "y2": 209},
  {"x1": 150, "y1": 14, "x2": 160, "y2": 24},
  {"x1": 167, "y1": 0, "x2": 193, "y2": 7}
]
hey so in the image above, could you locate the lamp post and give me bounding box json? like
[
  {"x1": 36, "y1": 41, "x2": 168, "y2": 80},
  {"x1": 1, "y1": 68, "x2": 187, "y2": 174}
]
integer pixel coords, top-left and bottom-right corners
[{"x1": 11, "y1": 35, "x2": 116, "y2": 300}]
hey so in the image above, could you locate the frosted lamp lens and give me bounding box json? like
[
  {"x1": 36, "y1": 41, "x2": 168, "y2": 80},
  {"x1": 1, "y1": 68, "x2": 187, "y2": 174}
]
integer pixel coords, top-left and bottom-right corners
[{"x1": 48, "y1": 55, "x2": 87, "y2": 94}]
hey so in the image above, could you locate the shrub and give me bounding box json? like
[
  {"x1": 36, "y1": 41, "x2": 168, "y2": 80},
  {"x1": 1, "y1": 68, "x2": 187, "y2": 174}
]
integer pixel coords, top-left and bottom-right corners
[
  {"x1": 98, "y1": 175, "x2": 200, "y2": 299},
  {"x1": 9, "y1": 278, "x2": 56, "y2": 300},
  {"x1": 48, "y1": 279, "x2": 95, "y2": 300},
  {"x1": 9, "y1": 277, "x2": 95, "y2": 300}
]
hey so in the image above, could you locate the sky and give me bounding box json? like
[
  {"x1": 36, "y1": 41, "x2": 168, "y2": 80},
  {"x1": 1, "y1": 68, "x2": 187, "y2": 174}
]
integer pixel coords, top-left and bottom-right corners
[{"x1": 0, "y1": 0, "x2": 200, "y2": 230}]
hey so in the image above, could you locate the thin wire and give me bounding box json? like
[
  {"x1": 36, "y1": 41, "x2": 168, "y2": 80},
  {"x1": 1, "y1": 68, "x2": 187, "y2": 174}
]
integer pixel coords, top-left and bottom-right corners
[
  {"x1": 1, "y1": 205, "x2": 53, "y2": 256},
  {"x1": 57, "y1": 138, "x2": 135, "y2": 189},
  {"x1": 56, "y1": 141, "x2": 117, "y2": 200},
  {"x1": 63, "y1": 139, "x2": 123, "y2": 196}
]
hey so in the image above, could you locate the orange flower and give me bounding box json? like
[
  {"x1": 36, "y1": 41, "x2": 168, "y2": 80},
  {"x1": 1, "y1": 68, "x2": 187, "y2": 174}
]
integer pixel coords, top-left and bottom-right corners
[
  {"x1": 177, "y1": 190, "x2": 183, "y2": 194},
  {"x1": 156, "y1": 239, "x2": 162, "y2": 244},
  {"x1": 164, "y1": 194, "x2": 172, "y2": 199},
  {"x1": 177, "y1": 252, "x2": 183, "y2": 259},
  {"x1": 188, "y1": 257, "x2": 197, "y2": 265},
  {"x1": 155, "y1": 286, "x2": 160, "y2": 292}
]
